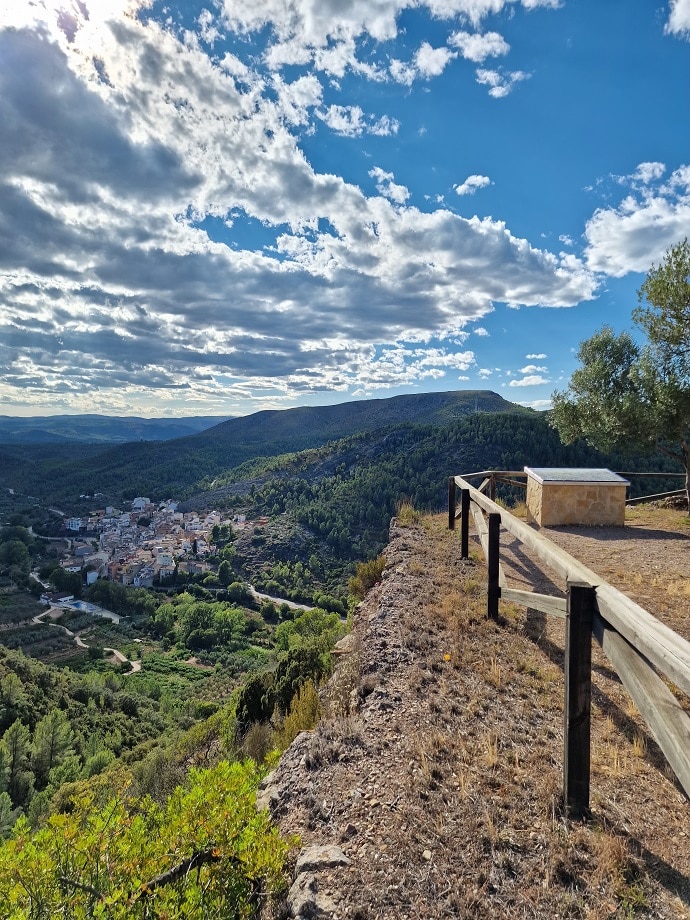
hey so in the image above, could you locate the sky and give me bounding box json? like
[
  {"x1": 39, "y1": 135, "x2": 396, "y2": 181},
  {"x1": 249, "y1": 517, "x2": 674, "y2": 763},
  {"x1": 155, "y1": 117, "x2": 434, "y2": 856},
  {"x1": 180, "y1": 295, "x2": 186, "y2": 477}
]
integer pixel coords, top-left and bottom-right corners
[{"x1": 0, "y1": 0, "x2": 689, "y2": 419}]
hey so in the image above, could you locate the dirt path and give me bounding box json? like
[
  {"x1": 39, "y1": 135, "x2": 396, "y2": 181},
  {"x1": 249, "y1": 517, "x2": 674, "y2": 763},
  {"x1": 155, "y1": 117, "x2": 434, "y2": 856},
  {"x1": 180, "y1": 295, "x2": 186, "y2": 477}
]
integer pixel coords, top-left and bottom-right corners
[{"x1": 32, "y1": 609, "x2": 141, "y2": 672}]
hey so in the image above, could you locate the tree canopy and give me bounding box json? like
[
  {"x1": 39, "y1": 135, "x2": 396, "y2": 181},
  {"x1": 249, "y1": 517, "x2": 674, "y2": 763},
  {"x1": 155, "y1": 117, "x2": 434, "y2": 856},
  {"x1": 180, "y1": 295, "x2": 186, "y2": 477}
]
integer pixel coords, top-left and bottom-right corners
[{"x1": 551, "y1": 239, "x2": 690, "y2": 508}]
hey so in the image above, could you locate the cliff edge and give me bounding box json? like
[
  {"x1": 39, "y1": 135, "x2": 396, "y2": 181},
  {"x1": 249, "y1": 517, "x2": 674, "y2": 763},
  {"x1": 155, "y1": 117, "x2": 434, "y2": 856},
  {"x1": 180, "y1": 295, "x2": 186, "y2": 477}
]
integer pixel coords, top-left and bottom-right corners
[{"x1": 261, "y1": 514, "x2": 689, "y2": 919}]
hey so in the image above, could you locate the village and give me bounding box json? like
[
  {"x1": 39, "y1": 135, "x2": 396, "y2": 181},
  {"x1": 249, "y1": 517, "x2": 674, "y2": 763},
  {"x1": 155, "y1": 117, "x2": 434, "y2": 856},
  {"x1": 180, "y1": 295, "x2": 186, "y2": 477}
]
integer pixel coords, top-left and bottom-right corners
[{"x1": 42, "y1": 497, "x2": 255, "y2": 600}]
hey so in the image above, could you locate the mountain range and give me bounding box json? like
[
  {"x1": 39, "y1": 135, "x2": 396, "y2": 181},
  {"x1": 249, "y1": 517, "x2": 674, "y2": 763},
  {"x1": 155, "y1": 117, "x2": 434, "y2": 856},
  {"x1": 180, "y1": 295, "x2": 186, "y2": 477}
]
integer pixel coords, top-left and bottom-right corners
[
  {"x1": 0, "y1": 414, "x2": 232, "y2": 444},
  {"x1": 0, "y1": 391, "x2": 528, "y2": 501}
]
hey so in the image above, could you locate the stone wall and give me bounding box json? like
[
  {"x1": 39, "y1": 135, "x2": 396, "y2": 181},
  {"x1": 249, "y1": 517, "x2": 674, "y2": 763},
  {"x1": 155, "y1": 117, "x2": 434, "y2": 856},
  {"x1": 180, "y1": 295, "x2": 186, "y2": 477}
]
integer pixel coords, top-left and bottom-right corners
[{"x1": 526, "y1": 478, "x2": 627, "y2": 526}]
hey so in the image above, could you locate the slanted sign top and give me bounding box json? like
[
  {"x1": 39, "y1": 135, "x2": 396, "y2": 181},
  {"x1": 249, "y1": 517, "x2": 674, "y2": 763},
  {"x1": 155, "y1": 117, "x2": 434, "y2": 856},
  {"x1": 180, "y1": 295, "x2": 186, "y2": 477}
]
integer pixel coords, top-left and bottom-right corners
[{"x1": 524, "y1": 467, "x2": 630, "y2": 486}]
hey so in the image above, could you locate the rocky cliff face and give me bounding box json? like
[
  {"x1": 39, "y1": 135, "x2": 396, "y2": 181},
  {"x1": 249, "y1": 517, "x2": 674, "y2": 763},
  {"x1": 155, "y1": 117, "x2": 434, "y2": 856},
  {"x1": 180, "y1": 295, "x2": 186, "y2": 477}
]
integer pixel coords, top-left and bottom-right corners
[{"x1": 259, "y1": 514, "x2": 690, "y2": 920}]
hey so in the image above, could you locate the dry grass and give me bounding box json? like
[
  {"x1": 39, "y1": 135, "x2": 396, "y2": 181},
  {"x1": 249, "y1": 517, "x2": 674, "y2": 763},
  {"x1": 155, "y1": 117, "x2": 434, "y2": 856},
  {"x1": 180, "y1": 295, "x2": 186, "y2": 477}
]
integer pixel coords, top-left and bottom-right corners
[{"x1": 269, "y1": 510, "x2": 690, "y2": 920}]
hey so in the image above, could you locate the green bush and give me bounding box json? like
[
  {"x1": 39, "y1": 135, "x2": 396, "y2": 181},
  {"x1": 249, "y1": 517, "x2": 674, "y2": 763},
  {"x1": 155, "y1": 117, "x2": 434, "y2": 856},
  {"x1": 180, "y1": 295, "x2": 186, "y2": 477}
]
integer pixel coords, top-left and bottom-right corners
[{"x1": 0, "y1": 760, "x2": 289, "y2": 918}]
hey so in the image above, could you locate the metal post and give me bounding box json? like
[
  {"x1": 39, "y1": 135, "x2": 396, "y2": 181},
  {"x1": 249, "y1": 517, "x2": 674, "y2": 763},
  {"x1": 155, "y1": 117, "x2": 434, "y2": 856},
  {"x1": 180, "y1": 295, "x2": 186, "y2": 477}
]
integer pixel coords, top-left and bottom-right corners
[{"x1": 564, "y1": 583, "x2": 595, "y2": 819}]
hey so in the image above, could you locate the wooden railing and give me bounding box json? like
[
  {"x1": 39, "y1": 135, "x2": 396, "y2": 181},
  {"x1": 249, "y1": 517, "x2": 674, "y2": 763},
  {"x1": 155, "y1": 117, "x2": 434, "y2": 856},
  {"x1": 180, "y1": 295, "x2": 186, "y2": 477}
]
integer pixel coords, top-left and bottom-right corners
[
  {"x1": 451, "y1": 468, "x2": 686, "y2": 506},
  {"x1": 448, "y1": 472, "x2": 690, "y2": 818}
]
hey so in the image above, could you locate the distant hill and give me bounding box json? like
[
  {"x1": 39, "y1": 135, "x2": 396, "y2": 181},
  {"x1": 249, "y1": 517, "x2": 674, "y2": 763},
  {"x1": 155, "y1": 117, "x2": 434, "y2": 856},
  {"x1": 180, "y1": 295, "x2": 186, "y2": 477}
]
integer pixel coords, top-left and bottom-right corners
[
  {"x1": 0, "y1": 414, "x2": 232, "y2": 445},
  {"x1": 0, "y1": 391, "x2": 529, "y2": 501}
]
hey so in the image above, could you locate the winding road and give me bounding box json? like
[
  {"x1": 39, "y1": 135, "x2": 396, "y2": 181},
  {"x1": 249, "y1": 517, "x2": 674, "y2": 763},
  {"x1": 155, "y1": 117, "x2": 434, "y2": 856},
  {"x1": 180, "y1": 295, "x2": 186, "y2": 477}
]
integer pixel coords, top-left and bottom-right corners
[{"x1": 32, "y1": 609, "x2": 142, "y2": 673}]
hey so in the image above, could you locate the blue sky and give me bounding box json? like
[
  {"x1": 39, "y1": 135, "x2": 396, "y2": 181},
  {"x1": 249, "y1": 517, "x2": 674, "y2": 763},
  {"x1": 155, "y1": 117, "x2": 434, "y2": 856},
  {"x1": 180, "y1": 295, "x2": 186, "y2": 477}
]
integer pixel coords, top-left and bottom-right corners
[{"x1": 0, "y1": 0, "x2": 688, "y2": 418}]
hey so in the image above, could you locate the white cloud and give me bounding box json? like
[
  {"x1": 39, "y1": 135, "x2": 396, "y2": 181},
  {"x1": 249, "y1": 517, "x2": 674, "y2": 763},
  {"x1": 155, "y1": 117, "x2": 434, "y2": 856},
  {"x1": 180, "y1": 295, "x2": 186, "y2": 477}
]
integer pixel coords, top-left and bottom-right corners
[
  {"x1": 449, "y1": 30, "x2": 509, "y2": 62},
  {"x1": 559, "y1": 234, "x2": 573, "y2": 246},
  {"x1": 369, "y1": 167, "x2": 410, "y2": 204},
  {"x1": 455, "y1": 174, "x2": 491, "y2": 196},
  {"x1": 320, "y1": 104, "x2": 397, "y2": 136},
  {"x1": 389, "y1": 58, "x2": 417, "y2": 86},
  {"x1": 273, "y1": 74, "x2": 323, "y2": 125},
  {"x1": 220, "y1": 0, "x2": 560, "y2": 68},
  {"x1": 509, "y1": 375, "x2": 550, "y2": 386},
  {"x1": 665, "y1": 0, "x2": 690, "y2": 37},
  {"x1": 0, "y1": 1, "x2": 594, "y2": 414},
  {"x1": 474, "y1": 326, "x2": 490, "y2": 336},
  {"x1": 518, "y1": 398, "x2": 552, "y2": 409},
  {"x1": 526, "y1": 353, "x2": 547, "y2": 359},
  {"x1": 415, "y1": 41, "x2": 457, "y2": 77},
  {"x1": 475, "y1": 67, "x2": 530, "y2": 97},
  {"x1": 632, "y1": 162, "x2": 666, "y2": 184},
  {"x1": 584, "y1": 164, "x2": 690, "y2": 276},
  {"x1": 198, "y1": 9, "x2": 222, "y2": 45},
  {"x1": 478, "y1": 368, "x2": 493, "y2": 378},
  {"x1": 519, "y1": 364, "x2": 547, "y2": 373}
]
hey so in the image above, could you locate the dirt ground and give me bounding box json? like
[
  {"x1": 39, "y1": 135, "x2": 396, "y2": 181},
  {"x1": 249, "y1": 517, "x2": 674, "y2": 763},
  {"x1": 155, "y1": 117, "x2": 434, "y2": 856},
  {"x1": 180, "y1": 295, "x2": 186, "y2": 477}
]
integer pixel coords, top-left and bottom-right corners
[{"x1": 262, "y1": 507, "x2": 690, "y2": 919}]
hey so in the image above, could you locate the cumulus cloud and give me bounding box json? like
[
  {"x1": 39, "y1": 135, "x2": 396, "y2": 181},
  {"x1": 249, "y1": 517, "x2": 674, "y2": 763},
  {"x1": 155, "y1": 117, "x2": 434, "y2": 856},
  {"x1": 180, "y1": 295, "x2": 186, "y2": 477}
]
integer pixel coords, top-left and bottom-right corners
[
  {"x1": 475, "y1": 68, "x2": 530, "y2": 97},
  {"x1": 665, "y1": 0, "x2": 690, "y2": 37},
  {"x1": 526, "y1": 353, "x2": 547, "y2": 359},
  {"x1": 509, "y1": 375, "x2": 550, "y2": 386},
  {"x1": 519, "y1": 398, "x2": 552, "y2": 409},
  {"x1": 584, "y1": 163, "x2": 690, "y2": 276},
  {"x1": 220, "y1": 0, "x2": 558, "y2": 72},
  {"x1": 455, "y1": 174, "x2": 491, "y2": 196},
  {"x1": 414, "y1": 42, "x2": 457, "y2": 77},
  {"x1": 0, "y1": 0, "x2": 594, "y2": 414},
  {"x1": 449, "y1": 30, "x2": 509, "y2": 62},
  {"x1": 369, "y1": 168, "x2": 410, "y2": 204},
  {"x1": 519, "y1": 364, "x2": 547, "y2": 373},
  {"x1": 474, "y1": 326, "x2": 490, "y2": 336}
]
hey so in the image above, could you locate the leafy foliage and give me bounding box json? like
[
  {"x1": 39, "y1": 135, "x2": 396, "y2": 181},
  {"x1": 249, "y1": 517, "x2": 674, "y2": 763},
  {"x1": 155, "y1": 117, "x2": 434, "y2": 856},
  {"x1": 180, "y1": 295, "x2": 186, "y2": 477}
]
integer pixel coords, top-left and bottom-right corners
[
  {"x1": 552, "y1": 240, "x2": 690, "y2": 507},
  {"x1": 0, "y1": 760, "x2": 289, "y2": 918}
]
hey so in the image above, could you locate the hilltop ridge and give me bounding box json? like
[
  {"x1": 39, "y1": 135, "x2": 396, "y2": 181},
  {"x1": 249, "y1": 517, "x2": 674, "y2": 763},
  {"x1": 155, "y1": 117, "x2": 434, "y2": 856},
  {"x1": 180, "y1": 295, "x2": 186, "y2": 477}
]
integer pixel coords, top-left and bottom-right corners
[
  {"x1": 260, "y1": 513, "x2": 690, "y2": 919},
  {"x1": 0, "y1": 390, "x2": 526, "y2": 501}
]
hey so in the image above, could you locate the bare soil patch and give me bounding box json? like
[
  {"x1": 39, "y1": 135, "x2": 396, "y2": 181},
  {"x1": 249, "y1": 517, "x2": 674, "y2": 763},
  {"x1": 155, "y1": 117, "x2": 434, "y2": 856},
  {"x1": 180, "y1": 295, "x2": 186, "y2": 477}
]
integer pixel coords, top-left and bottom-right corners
[{"x1": 263, "y1": 511, "x2": 689, "y2": 919}]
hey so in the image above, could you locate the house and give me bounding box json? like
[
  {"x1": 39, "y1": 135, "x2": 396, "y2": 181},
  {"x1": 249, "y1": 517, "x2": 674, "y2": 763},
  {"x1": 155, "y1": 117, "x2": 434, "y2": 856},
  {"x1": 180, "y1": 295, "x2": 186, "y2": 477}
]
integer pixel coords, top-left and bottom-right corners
[
  {"x1": 66, "y1": 517, "x2": 82, "y2": 532},
  {"x1": 40, "y1": 591, "x2": 74, "y2": 606},
  {"x1": 60, "y1": 557, "x2": 83, "y2": 573}
]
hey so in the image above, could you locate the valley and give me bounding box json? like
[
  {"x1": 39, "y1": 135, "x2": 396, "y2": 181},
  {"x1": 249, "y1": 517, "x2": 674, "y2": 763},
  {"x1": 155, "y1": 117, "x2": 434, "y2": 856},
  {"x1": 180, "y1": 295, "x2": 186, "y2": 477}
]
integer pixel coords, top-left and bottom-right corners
[{"x1": 0, "y1": 390, "x2": 687, "y2": 916}]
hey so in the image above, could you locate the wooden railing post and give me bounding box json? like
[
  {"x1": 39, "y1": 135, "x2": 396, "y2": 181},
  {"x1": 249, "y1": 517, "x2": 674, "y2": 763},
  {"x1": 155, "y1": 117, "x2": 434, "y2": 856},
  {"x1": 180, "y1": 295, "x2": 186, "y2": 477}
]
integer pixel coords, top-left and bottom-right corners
[
  {"x1": 489, "y1": 474, "x2": 496, "y2": 502},
  {"x1": 564, "y1": 583, "x2": 595, "y2": 819},
  {"x1": 460, "y1": 489, "x2": 470, "y2": 560},
  {"x1": 487, "y1": 513, "x2": 500, "y2": 620},
  {"x1": 448, "y1": 477, "x2": 456, "y2": 530}
]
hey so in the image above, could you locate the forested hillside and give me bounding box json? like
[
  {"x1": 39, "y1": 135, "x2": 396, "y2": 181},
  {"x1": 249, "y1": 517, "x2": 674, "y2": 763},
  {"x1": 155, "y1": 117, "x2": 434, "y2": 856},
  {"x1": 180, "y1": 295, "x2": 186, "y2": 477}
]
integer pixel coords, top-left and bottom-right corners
[
  {"x1": 0, "y1": 390, "x2": 525, "y2": 502},
  {"x1": 183, "y1": 411, "x2": 682, "y2": 582}
]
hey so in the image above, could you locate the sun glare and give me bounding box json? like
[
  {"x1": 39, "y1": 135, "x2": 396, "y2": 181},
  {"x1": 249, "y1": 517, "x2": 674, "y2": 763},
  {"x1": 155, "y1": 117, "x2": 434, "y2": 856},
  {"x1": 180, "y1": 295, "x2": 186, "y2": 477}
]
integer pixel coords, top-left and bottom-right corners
[{"x1": 3, "y1": 0, "x2": 137, "y2": 33}]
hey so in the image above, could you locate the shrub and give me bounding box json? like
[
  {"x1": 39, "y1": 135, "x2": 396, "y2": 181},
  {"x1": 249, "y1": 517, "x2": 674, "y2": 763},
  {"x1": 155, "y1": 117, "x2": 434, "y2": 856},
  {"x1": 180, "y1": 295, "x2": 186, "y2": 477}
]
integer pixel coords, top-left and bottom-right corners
[
  {"x1": 348, "y1": 553, "x2": 386, "y2": 600},
  {"x1": 0, "y1": 760, "x2": 289, "y2": 918},
  {"x1": 274, "y1": 680, "x2": 321, "y2": 751}
]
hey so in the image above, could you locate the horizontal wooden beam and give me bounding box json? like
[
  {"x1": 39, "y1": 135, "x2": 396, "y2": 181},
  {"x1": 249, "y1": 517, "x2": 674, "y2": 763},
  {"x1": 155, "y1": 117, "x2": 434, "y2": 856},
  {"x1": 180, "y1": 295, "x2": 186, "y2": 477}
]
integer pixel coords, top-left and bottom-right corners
[
  {"x1": 596, "y1": 584, "x2": 690, "y2": 700},
  {"x1": 626, "y1": 490, "x2": 685, "y2": 506},
  {"x1": 459, "y1": 470, "x2": 526, "y2": 480},
  {"x1": 495, "y1": 477, "x2": 528, "y2": 490},
  {"x1": 593, "y1": 613, "x2": 690, "y2": 799},
  {"x1": 454, "y1": 474, "x2": 690, "y2": 698},
  {"x1": 470, "y1": 502, "x2": 489, "y2": 560},
  {"x1": 500, "y1": 587, "x2": 566, "y2": 618}
]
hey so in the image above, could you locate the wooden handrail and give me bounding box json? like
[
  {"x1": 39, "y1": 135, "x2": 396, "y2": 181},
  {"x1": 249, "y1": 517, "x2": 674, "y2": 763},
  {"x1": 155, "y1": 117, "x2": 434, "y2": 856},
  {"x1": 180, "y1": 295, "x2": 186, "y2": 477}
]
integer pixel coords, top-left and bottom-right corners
[
  {"x1": 454, "y1": 475, "x2": 690, "y2": 698},
  {"x1": 449, "y1": 472, "x2": 690, "y2": 810}
]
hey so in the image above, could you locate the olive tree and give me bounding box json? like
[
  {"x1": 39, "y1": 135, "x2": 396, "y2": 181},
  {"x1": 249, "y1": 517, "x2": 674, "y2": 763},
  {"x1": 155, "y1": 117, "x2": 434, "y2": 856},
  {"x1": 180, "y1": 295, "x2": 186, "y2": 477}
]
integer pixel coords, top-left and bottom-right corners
[{"x1": 552, "y1": 239, "x2": 690, "y2": 509}]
